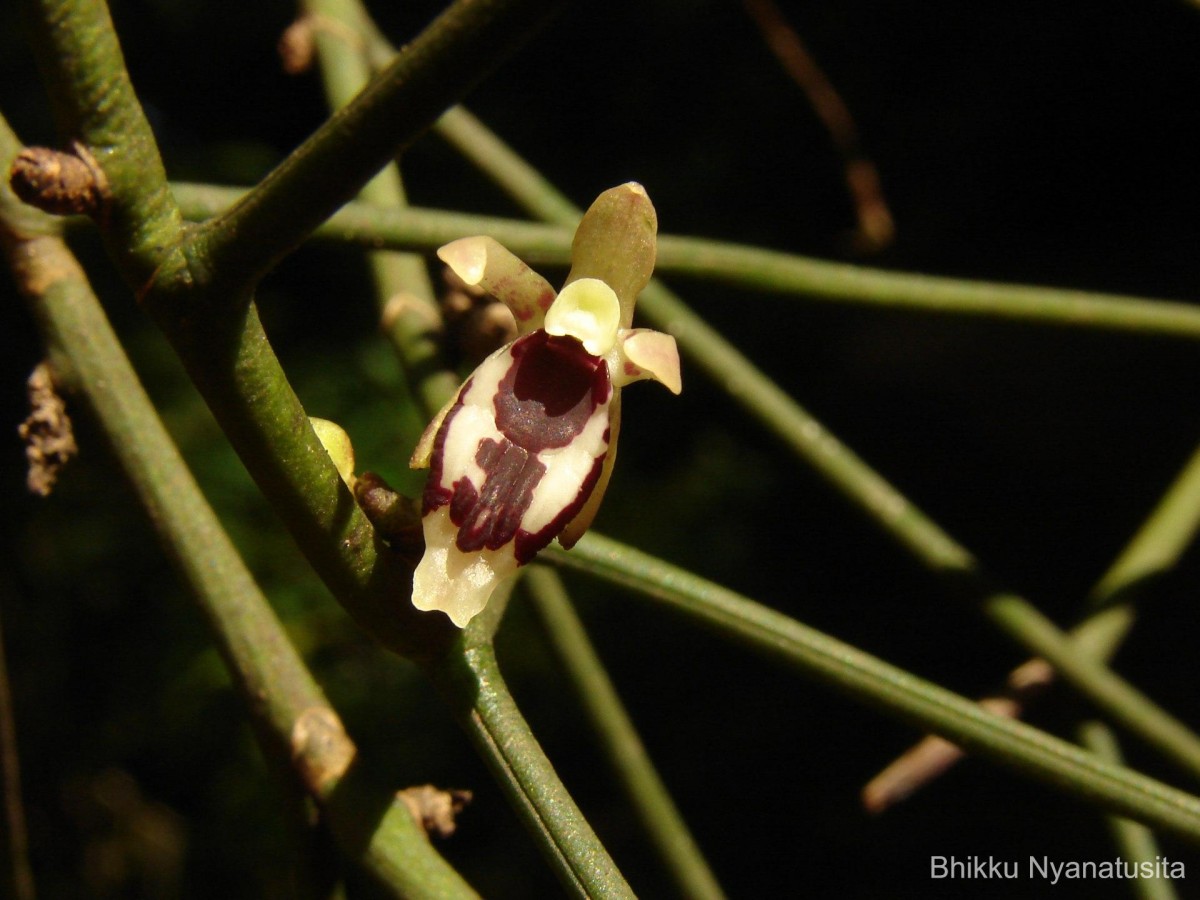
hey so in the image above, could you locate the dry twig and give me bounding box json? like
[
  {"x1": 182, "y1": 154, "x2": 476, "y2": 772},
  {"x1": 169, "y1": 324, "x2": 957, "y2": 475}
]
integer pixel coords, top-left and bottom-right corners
[{"x1": 741, "y1": 0, "x2": 894, "y2": 251}]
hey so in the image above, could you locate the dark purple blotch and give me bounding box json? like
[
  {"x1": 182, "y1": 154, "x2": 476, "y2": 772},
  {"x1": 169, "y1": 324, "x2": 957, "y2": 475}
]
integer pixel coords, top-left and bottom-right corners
[
  {"x1": 452, "y1": 439, "x2": 546, "y2": 553},
  {"x1": 424, "y1": 331, "x2": 614, "y2": 563},
  {"x1": 495, "y1": 331, "x2": 610, "y2": 451}
]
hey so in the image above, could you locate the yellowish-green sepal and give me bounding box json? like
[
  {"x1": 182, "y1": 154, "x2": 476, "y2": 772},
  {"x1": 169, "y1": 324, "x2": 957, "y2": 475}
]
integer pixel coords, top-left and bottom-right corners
[{"x1": 565, "y1": 183, "x2": 657, "y2": 329}]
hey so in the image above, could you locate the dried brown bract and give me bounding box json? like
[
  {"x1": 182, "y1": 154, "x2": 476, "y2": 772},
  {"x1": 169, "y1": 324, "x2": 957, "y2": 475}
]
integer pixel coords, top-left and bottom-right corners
[
  {"x1": 278, "y1": 13, "x2": 366, "y2": 76},
  {"x1": 398, "y1": 785, "x2": 473, "y2": 838},
  {"x1": 353, "y1": 471, "x2": 424, "y2": 562},
  {"x1": 8, "y1": 142, "x2": 110, "y2": 219},
  {"x1": 440, "y1": 267, "x2": 517, "y2": 366},
  {"x1": 19, "y1": 362, "x2": 77, "y2": 497},
  {"x1": 278, "y1": 15, "x2": 316, "y2": 75},
  {"x1": 290, "y1": 707, "x2": 356, "y2": 795}
]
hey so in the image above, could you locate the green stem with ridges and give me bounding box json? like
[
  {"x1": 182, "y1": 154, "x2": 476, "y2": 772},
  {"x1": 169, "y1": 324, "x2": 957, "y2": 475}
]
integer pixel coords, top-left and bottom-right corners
[
  {"x1": 425, "y1": 110, "x2": 1200, "y2": 781},
  {"x1": 1077, "y1": 722, "x2": 1180, "y2": 900},
  {"x1": 301, "y1": 3, "x2": 636, "y2": 891},
  {"x1": 548, "y1": 534, "x2": 1200, "y2": 845},
  {"x1": 652, "y1": 234, "x2": 1200, "y2": 338},
  {"x1": 524, "y1": 566, "x2": 727, "y2": 900},
  {"x1": 425, "y1": 588, "x2": 636, "y2": 900},
  {"x1": 20, "y1": 0, "x2": 186, "y2": 288},
  {"x1": 189, "y1": 0, "x2": 562, "y2": 290},
  {"x1": 301, "y1": 0, "x2": 457, "y2": 419},
  {"x1": 169, "y1": 184, "x2": 1200, "y2": 342},
  {"x1": 0, "y1": 116, "x2": 477, "y2": 899}
]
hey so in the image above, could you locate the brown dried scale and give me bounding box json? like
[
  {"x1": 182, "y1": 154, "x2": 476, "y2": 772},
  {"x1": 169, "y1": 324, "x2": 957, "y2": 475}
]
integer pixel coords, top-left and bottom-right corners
[
  {"x1": 19, "y1": 362, "x2": 77, "y2": 496},
  {"x1": 8, "y1": 142, "x2": 109, "y2": 218}
]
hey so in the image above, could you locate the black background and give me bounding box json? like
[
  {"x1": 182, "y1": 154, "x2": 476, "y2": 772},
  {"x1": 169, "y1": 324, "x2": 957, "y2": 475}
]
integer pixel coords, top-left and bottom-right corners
[{"x1": 3, "y1": 1, "x2": 1200, "y2": 896}]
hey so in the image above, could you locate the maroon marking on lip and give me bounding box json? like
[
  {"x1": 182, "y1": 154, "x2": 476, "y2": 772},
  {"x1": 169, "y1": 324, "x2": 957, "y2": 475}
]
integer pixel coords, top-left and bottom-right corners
[
  {"x1": 421, "y1": 338, "x2": 616, "y2": 565},
  {"x1": 495, "y1": 331, "x2": 611, "y2": 453},
  {"x1": 514, "y1": 452, "x2": 606, "y2": 562},
  {"x1": 453, "y1": 438, "x2": 547, "y2": 554},
  {"x1": 422, "y1": 387, "x2": 469, "y2": 515}
]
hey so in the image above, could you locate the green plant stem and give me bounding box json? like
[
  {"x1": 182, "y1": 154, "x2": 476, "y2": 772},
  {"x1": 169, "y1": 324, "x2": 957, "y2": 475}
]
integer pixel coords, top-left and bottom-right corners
[
  {"x1": 158, "y1": 291, "x2": 456, "y2": 658},
  {"x1": 437, "y1": 106, "x2": 582, "y2": 224},
  {"x1": 451, "y1": 109, "x2": 1200, "y2": 346},
  {"x1": 1077, "y1": 722, "x2": 1179, "y2": 900},
  {"x1": 866, "y1": 439, "x2": 1200, "y2": 804},
  {"x1": 20, "y1": 0, "x2": 185, "y2": 287},
  {"x1": 651, "y1": 234, "x2": 1200, "y2": 339},
  {"x1": 1089, "y1": 438, "x2": 1200, "y2": 607},
  {"x1": 1022, "y1": 438, "x2": 1200, "y2": 697},
  {"x1": 172, "y1": 183, "x2": 572, "y2": 260},
  {"x1": 173, "y1": 169, "x2": 1200, "y2": 776},
  {"x1": 169, "y1": 183, "x2": 1200, "y2": 343},
  {"x1": 548, "y1": 534, "x2": 1200, "y2": 845},
  {"x1": 190, "y1": 0, "x2": 562, "y2": 288},
  {"x1": 301, "y1": 0, "x2": 457, "y2": 420},
  {"x1": 303, "y1": 5, "x2": 643, "y2": 893},
  {"x1": 0, "y1": 120, "x2": 476, "y2": 899},
  {"x1": 523, "y1": 567, "x2": 727, "y2": 900},
  {"x1": 425, "y1": 588, "x2": 635, "y2": 900},
  {"x1": 426, "y1": 109, "x2": 1200, "y2": 782},
  {"x1": 175, "y1": 142, "x2": 1200, "y2": 780},
  {"x1": 19, "y1": 0, "x2": 460, "y2": 660}
]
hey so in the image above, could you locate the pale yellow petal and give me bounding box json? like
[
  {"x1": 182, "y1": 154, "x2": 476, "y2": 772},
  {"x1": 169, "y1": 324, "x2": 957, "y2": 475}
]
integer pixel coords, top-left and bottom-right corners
[
  {"x1": 437, "y1": 236, "x2": 556, "y2": 334},
  {"x1": 544, "y1": 278, "x2": 621, "y2": 356},
  {"x1": 614, "y1": 329, "x2": 682, "y2": 394}
]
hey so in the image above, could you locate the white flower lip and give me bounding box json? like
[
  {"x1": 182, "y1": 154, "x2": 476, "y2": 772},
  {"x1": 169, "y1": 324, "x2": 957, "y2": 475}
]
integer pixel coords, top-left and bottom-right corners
[
  {"x1": 544, "y1": 278, "x2": 621, "y2": 356},
  {"x1": 412, "y1": 331, "x2": 612, "y2": 628}
]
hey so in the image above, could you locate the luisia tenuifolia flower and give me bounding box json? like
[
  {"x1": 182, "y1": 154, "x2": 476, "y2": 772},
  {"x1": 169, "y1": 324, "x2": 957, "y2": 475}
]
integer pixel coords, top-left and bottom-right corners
[{"x1": 409, "y1": 183, "x2": 681, "y2": 627}]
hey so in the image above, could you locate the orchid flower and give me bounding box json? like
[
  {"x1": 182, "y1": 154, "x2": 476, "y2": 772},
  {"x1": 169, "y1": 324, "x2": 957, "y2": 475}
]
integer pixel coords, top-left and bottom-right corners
[{"x1": 409, "y1": 183, "x2": 681, "y2": 627}]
